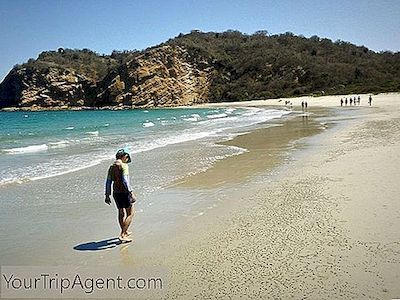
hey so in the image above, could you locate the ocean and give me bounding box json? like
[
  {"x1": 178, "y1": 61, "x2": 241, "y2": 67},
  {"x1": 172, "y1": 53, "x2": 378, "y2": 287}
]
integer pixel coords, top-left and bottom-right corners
[{"x1": 0, "y1": 107, "x2": 291, "y2": 192}]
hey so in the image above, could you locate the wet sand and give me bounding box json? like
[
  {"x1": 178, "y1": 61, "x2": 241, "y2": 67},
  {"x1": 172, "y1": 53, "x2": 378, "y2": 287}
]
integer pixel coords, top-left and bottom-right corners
[
  {"x1": 145, "y1": 93, "x2": 400, "y2": 299},
  {"x1": 175, "y1": 108, "x2": 327, "y2": 188}
]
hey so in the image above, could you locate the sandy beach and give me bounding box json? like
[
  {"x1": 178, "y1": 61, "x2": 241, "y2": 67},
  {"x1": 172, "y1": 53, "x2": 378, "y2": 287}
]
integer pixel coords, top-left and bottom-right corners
[
  {"x1": 141, "y1": 93, "x2": 400, "y2": 299},
  {"x1": 1, "y1": 93, "x2": 399, "y2": 299}
]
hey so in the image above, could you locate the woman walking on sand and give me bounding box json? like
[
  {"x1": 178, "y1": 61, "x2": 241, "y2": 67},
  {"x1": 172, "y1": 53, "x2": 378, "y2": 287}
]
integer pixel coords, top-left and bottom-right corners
[{"x1": 105, "y1": 149, "x2": 136, "y2": 242}]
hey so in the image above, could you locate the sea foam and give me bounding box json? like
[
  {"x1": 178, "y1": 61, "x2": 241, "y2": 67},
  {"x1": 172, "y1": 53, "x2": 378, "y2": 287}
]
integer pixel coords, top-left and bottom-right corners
[
  {"x1": 143, "y1": 121, "x2": 155, "y2": 127},
  {"x1": 3, "y1": 144, "x2": 49, "y2": 154}
]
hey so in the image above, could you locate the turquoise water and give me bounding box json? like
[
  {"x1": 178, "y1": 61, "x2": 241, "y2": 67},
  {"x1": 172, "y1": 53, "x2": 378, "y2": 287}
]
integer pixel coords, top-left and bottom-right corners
[{"x1": 0, "y1": 107, "x2": 291, "y2": 190}]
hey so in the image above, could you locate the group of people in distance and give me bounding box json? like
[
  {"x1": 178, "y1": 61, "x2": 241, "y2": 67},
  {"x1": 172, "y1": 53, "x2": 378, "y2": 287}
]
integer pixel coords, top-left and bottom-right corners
[{"x1": 340, "y1": 95, "x2": 373, "y2": 107}]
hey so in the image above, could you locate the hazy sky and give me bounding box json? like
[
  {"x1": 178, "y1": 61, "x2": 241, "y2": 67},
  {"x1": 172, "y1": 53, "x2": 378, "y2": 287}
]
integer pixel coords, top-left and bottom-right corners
[{"x1": 0, "y1": 0, "x2": 399, "y2": 81}]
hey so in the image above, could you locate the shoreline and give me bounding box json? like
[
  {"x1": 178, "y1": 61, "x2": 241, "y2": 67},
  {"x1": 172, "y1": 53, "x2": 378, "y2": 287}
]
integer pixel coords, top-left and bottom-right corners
[
  {"x1": 0, "y1": 105, "x2": 314, "y2": 266},
  {"x1": 136, "y1": 94, "x2": 400, "y2": 298},
  {"x1": 0, "y1": 93, "x2": 399, "y2": 298},
  {"x1": 0, "y1": 104, "x2": 331, "y2": 269},
  {"x1": 175, "y1": 106, "x2": 330, "y2": 189}
]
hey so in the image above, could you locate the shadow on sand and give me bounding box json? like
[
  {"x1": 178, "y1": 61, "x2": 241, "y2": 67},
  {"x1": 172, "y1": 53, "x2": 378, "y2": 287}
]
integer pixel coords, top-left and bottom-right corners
[{"x1": 73, "y1": 237, "x2": 123, "y2": 251}]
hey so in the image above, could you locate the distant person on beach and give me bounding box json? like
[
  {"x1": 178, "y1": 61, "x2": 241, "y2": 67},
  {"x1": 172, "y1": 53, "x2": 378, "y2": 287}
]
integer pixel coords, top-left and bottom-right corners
[
  {"x1": 301, "y1": 101, "x2": 304, "y2": 110},
  {"x1": 305, "y1": 101, "x2": 308, "y2": 110},
  {"x1": 340, "y1": 98, "x2": 343, "y2": 106},
  {"x1": 350, "y1": 98, "x2": 353, "y2": 106},
  {"x1": 358, "y1": 96, "x2": 361, "y2": 105},
  {"x1": 345, "y1": 98, "x2": 348, "y2": 106},
  {"x1": 105, "y1": 149, "x2": 136, "y2": 242},
  {"x1": 369, "y1": 95, "x2": 372, "y2": 106}
]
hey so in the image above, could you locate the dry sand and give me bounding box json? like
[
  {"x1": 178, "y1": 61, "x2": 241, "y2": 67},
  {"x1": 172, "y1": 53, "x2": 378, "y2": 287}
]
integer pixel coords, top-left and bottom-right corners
[{"x1": 143, "y1": 93, "x2": 400, "y2": 299}]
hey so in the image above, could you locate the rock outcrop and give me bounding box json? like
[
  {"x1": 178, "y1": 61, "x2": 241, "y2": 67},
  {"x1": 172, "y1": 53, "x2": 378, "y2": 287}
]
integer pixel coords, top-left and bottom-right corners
[
  {"x1": 0, "y1": 45, "x2": 213, "y2": 109},
  {"x1": 95, "y1": 45, "x2": 213, "y2": 108},
  {"x1": 0, "y1": 67, "x2": 96, "y2": 108}
]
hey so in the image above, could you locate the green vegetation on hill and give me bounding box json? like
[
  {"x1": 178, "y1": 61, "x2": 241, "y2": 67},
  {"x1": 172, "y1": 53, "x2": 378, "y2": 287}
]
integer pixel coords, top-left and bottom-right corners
[
  {"x1": 166, "y1": 30, "x2": 400, "y2": 101},
  {"x1": 22, "y1": 48, "x2": 119, "y2": 81},
  {"x1": 1, "y1": 30, "x2": 399, "y2": 108}
]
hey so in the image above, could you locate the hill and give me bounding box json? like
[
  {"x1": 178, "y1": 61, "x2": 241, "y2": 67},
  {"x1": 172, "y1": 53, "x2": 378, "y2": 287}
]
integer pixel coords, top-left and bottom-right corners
[{"x1": 1, "y1": 30, "x2": 399, "y2": 109}]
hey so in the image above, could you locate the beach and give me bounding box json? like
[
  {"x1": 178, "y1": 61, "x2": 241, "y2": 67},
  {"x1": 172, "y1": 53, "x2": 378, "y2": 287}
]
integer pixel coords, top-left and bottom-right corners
[
  {"x1": 150, "y1": 93, "x2": 400, "y2": 299},
  {"x1": 1, "y1": 93, "x2": 399, "y2": 299}
]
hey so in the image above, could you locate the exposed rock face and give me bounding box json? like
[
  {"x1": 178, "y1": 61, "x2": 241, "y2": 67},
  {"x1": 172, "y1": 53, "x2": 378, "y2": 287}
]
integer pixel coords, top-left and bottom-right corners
[
  {"x1": 0, "y1": 66, "x2": 96, "y2": 107},
  {"x1": 0, "y1": 45, "x2": 213, "y2": 109},
  {"x1": 96, "y1": 45, "x2": 213, "y2": 108},
  {"x1": 0, "y1": 69, "x2": 23, "y2": 107}
]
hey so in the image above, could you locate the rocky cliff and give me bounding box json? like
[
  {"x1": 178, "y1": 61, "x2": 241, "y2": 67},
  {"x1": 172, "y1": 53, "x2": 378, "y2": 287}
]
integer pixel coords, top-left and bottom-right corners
[
  {"x1": 95, "y1": 45, "x2": 212, "y2": 108},
  {"x1": 0, "y1": 45, "x2": 213, "y2": 109},
  {"x1": 0, "y1": 66, "x2": 96, "y2": 108}
]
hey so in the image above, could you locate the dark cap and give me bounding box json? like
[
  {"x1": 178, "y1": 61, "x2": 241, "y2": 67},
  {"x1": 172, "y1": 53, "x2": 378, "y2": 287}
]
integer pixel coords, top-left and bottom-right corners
[{"x1": 116, "y1": 148, "x2": 131, "y2": 163}]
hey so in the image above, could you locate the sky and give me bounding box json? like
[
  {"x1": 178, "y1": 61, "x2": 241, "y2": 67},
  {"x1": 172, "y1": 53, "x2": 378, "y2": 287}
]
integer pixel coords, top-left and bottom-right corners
[{"x1": 0, "y1": 0, "x2": 399, "y2": 81}]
